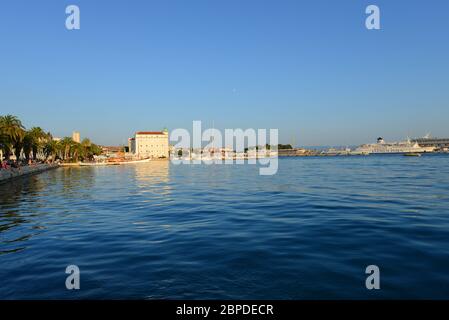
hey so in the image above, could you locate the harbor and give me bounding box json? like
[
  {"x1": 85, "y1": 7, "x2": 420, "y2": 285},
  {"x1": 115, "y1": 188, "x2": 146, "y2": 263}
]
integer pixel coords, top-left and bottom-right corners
[
  {"x1": 295, "y1": 136, "x2": 449, "y2": 157},
  {"x1": 2, "y1": 153, "x2": 449, "y2": 299},
  {"x1": 2, "y1": 0, "x2": 449, "y2": 307}
]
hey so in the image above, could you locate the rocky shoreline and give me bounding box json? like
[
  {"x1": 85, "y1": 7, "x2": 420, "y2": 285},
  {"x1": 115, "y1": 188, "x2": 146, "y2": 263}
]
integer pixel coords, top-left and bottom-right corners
[{"x1": 0, "y1": 163, "x2": 59, "y2": 184}]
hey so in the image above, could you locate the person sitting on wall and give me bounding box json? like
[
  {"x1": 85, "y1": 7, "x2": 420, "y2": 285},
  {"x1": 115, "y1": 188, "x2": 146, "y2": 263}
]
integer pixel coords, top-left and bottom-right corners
[{"x1": 2, "y1": 160, "x2": 10, "y2": 170}]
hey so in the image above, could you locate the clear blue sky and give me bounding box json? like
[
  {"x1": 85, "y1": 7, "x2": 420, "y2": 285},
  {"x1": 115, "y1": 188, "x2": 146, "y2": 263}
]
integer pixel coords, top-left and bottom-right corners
[{"x1": 1, "y1": 0, "x2": 448, "y2": 146}]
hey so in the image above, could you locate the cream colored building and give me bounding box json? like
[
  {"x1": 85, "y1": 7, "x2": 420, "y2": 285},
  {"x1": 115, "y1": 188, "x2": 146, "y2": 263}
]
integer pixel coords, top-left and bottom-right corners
[
  {"x1": 128, "y1": 137, "x2": 135, "y2": 153},
  {"x1": 72, "y1": 131, "x2": 80, "y2": 143},
  {"x1": 132, "y1": 129, "x2": 169, "y2": 158}
]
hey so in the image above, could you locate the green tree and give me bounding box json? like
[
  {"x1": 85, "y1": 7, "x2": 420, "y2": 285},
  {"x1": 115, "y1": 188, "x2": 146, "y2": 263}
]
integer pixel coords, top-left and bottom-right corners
[
  {"x1": 91, "y1": 144, "x2": 102, "y2": 155},
  {"x1": 81, "y1": 138, "x2": 91, "y2": 149},
  {"x1": 22, "y1": 133, "x2": 34, "y2": 161},
  {"x1": 87, "y1": 143, "x2": 102, "y2": 160},
  {"x1": 44, "y1": 139, "x2": 62, "y2": 161},
  {"x1": 278, "y1": 144, "x2": 293, "y2": 150},
  {"x1": 70, "y1": 142, "x2": 84, "y2": 162},
  {"x1": 60, "y1": 137, "x2": 75, "y2": 161},
  {"x1": 0, "y1": 115, "x2": 25, "y2": 160},
  {"x1": 28, "y1": 127, "x2": 48, "y2": 160},
  {"x1": 0, "y1": 115, "x2": 102, "y2": 163},
  {"x1": 80, "y1": 138, "x2": 102, "y2": 161},
  {"x1": 0, "y1": 131, "x2": 9, "y2": 160}
]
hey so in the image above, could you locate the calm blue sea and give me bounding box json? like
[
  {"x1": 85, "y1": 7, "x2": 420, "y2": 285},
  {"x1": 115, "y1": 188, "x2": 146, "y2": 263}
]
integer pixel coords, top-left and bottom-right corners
[{"x1": 1, "y1": 155, "x2": 449, "y2": 299}]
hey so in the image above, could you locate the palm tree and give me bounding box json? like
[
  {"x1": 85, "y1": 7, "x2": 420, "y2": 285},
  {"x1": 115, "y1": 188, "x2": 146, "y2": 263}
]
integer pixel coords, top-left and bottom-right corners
[
  {"x1": 44, "y1": 140, "x2": 59, "y2": 161},
  {"x1": 0, "y1": 115, "x2": 25, "y2": 141},
  {"x1": 0, "y1": 132, "x2": 8, "y2": 160},
  {"x1": 71, "y1": 142, "x2": 84, "y2": 162},
  {"x1": 1, "y1": 115, "x2": 102, "y2": 163},
  {"x1": 0, "y1": 115, "x2": 25, "y2": 160},
  {"x1": 81, "y1": 138, "x2": 91, "y2": 148},
  {"x1": 87, "y1": 143, "x2": 102, "y2": 161},
  {"x1": 28, "y1": 127, "x2": 48, "y2": 160},
  {"x1": 80, "y1": 138, "x2": 96, "y2": 161},
  {"x1": 60, "y1": 137, "x2": 74, "y2": 161},
  {"x1": 22, "y1": 132, "x2": 34, "y2": 161}
]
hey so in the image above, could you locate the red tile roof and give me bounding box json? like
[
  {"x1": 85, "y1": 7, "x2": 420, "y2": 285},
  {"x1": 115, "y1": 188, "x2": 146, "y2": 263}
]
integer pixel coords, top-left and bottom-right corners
[{"x1": 136, "y1": 131, "x2": 164, "y2": 135}]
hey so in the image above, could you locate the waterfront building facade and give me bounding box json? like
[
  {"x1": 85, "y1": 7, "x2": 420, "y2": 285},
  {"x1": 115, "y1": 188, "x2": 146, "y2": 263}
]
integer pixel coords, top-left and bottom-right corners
[
  {"x1": 128, "y1": 138, "x2": 136, "y2": 154},
  {"x1": 131, "y1": 129, "x2": 169, "y2": 159}
]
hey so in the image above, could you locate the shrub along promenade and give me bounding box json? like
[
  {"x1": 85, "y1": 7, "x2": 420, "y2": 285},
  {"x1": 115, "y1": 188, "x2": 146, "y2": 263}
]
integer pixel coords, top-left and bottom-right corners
[{"x1": 0, "y1": 163, "x2": 59, "y2": 184}]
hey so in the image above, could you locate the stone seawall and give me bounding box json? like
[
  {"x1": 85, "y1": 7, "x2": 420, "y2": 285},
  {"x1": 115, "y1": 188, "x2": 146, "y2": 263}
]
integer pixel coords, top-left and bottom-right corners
[{"x1": 0, "y1": 163, "x2": 59, "y2": 183}]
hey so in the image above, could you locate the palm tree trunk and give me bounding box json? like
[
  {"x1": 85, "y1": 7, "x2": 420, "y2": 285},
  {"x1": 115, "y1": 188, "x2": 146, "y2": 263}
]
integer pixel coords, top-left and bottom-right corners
[
  {"x1": 14, "y1": 144, "x2": 22, "y2": 162},
  {"x1": 4, "y1": 145, "x2": 11, "y2": 160}
]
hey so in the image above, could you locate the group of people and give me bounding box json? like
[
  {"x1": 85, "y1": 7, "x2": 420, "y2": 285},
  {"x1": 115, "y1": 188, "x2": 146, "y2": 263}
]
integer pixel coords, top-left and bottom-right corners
[
  {"x1": 1, "y1": 160, "x2": 17, "y2": 170},
  {"x1": 0, "y1": 159, "x2": 48, "y2": 171}
]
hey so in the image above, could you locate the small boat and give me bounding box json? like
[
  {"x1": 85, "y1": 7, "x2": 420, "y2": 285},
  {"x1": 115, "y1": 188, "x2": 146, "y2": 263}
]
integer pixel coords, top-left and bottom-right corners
[
  {"x1": 79, "y1": 162, "x2": 119, "y2": 166},
  {"x1": 403, "y1": 153, "x2": 422, "y2": 157},
  {"x1": 59, "y1": 162, "x2": 82, "y2": 167},
  {"x1": 80, "y1": 158, "x2": 152, "y2": 166},
  {"x1": 117, "y1": 158, "x2": 151, "y2": 164}
]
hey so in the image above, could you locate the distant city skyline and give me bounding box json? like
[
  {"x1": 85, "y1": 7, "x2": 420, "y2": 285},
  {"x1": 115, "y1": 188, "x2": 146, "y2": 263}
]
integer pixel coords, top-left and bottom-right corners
[{"x1": 1, "y1": 0, "x2": 448, "y2": 146}]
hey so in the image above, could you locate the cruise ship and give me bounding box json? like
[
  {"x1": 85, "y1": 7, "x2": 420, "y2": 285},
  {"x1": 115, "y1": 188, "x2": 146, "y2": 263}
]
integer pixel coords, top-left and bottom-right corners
[{"x1": 351, "y1": 137, "x2": 435, "y2": 155}]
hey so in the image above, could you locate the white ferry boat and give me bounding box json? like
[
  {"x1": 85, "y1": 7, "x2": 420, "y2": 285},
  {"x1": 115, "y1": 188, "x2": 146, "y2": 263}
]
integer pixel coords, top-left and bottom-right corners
[
  {"x1": 79, "y1": 158, "x2": 151, "y2": 166},
  {"x1": 351, "y1": 137, "x2": 435, "y2": 155}
]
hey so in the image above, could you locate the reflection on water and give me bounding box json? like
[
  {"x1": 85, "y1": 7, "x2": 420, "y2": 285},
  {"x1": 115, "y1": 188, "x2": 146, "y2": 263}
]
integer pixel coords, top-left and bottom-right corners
[
  {"x1": 1, "y1": 156, "x2": 449, "y2": 299},
  {"x1": 0, "y1": 162, "x2": 170, "y2": 257},
  {"x1": 59, "y1": 167, "x2": 96, "y2": 199},
  {"x1": 0, "y1": 174, "x2": 50, "y2": 255},
  {"x1": 133, "y1": 161, "x2": 171, "y2": 199},
  {"x1": 0, "y1": 168, "x2": 94, "y2": 254}
]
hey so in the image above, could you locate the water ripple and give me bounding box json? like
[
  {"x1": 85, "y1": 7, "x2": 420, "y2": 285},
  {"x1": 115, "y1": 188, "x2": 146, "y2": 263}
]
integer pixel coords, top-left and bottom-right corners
[{"x1": 1, "y1": 155, "x2": 449, "y2": 299}]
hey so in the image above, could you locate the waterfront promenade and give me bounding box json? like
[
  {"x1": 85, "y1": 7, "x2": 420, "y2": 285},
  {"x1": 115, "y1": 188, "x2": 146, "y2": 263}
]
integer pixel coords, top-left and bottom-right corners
[{"x1": 0, "y1": 163, "x2": 59, "y2": 183}]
